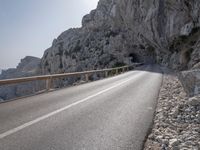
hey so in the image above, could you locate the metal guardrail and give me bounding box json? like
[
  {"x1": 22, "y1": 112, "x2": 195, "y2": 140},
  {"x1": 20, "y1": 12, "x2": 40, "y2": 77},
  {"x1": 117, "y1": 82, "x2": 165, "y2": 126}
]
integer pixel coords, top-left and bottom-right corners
[{"x1": 0, "y1": 65, "x2": 137, "y2": 91}]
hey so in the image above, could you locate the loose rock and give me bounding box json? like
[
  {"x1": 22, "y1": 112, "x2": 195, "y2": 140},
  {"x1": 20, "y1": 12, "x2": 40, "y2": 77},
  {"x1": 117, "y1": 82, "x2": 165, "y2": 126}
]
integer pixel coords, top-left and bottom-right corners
[{"x1": 144, "y1": 72, "x2": 200, "y2": 150}]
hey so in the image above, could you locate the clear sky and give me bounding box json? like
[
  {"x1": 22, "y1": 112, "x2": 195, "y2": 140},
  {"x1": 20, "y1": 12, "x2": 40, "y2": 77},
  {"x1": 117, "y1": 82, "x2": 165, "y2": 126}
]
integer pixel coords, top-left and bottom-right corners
[{"x1": 0, "y1": 0, "x2": 99, "y2": 69}]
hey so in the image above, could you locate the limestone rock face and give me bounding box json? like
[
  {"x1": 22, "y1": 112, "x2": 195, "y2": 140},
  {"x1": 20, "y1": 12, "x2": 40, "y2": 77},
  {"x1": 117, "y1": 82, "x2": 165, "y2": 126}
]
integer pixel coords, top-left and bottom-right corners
[
  {"x1": 41, "y1": 0, "x2": 200, "y2": 76},
  {"x1": 0, "y1": 56, "x2": 42, "y2": 100}
]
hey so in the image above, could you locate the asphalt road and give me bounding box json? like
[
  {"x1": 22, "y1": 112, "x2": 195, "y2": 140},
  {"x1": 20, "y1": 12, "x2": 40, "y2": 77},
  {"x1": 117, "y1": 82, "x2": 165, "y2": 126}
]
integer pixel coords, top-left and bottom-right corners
[{"x1": 0, "y1": 65, "x2": 163, "y2": 150}]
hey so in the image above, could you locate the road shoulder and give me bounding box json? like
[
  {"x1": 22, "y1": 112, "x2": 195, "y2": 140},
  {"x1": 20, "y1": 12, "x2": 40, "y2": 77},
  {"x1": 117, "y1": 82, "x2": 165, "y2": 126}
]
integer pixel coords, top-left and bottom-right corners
[{"x1": 144, "y1": 72, "x2": 200, "y2": 149}]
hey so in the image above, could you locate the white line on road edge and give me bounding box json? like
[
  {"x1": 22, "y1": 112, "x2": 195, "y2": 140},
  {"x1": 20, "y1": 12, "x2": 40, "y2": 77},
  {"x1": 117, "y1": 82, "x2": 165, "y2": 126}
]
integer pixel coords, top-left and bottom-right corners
[{"x1": 0, "y1": 76, "x2": 136, "y2": 139}]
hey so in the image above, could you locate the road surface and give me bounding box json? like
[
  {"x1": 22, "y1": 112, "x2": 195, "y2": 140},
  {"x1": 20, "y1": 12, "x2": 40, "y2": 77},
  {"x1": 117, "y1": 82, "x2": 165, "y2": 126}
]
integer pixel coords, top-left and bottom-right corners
[{"x1": 0, "y1": 66, "x2": 163, "y2": 150}]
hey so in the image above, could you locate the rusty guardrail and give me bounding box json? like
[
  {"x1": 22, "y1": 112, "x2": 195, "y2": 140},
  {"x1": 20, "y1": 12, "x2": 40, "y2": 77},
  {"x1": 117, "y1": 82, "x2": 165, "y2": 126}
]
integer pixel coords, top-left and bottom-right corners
[{"x1": 0, "y1": 65, "x2": 139, "y2": 91}]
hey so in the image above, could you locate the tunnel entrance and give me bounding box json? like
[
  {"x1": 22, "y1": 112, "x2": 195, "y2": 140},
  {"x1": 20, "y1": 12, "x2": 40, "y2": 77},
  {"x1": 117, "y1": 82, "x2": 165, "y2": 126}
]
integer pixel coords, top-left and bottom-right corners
[
  {"x1": 129, "y1": 53, "x2": 139, "y2": 63},
  {"x1": 146, "y1": 46, "x2": 156, "y2": 64}
]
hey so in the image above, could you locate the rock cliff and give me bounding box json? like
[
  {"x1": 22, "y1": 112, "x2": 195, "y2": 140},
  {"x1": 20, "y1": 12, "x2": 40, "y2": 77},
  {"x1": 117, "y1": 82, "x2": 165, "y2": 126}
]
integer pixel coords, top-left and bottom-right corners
[{"x1": 41, "y1": 0, "x2": 200, "y2": 75}]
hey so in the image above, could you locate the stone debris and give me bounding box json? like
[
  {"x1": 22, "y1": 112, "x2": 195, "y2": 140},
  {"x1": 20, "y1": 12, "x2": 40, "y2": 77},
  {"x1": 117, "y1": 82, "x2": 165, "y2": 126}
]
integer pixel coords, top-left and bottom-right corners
[{"x1": 144, "y1": 74, "x2": 200, "y2": 150}]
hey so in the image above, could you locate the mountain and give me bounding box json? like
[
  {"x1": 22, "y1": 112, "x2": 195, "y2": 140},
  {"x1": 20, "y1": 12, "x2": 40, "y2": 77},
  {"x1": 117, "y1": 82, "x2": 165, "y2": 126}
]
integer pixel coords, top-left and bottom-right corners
[
  {"x1": 41, "y1": 0, "x2": 200, "y2": 75},
  {"x1": 0, "y1": 56, "x2": 42, "y2": 100},
  {"x1": 0, "y1": 56, "x2": 40, "y2": 80}
]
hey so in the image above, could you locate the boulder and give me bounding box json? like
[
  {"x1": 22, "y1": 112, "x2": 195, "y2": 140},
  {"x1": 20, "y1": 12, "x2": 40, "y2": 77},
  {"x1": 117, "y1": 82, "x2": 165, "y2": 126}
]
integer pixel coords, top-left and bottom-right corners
[{"x1": 179, "y1": 70, "x2": 200, "y2": 97}]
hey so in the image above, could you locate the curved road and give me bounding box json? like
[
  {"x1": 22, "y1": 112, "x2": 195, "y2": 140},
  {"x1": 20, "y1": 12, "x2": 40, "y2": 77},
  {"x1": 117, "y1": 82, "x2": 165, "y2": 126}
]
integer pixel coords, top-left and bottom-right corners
[{"x1": 0, "y1": 65, "x2": 163, "y2": 150}]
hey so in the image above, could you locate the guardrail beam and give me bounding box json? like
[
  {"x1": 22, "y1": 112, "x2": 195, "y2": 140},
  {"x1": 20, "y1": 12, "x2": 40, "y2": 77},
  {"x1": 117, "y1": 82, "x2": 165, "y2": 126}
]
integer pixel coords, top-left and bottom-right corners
[{"x1": 0, "y1": 64, "x2": 139, "y2": 87}]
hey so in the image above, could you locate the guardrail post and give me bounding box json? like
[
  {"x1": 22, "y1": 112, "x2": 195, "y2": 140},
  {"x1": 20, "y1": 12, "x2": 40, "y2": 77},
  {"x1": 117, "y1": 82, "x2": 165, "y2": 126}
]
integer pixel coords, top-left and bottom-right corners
[
  {"x1": 115, "y1": 69, "x2": 118, "y2": 75},
  {"x1": 85, "y1": 74, "x2": 89, "y2": 82},
  {"x1": 105, "y1": 71, "x2": 108, "y2": 77},
  {"x1": 122, "y1": 68, "x2": 125, "y2": 73},
  {"x1": 46, "y1": 77, "x2": 52, "y2": 91}
]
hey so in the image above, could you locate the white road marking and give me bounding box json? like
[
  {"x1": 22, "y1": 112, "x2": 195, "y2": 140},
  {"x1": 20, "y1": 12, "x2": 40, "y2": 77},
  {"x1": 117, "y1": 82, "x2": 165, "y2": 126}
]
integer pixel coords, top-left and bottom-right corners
[{"x1": 0, "y1": 75, "x2": 139, "y2": 139}]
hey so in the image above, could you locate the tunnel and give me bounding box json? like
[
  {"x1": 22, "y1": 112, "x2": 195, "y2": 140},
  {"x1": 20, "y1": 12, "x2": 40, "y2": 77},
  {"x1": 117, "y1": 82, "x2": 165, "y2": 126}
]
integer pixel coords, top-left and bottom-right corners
[{"x1": 129, "y1": 53, "x2": 139, "y2": 63}]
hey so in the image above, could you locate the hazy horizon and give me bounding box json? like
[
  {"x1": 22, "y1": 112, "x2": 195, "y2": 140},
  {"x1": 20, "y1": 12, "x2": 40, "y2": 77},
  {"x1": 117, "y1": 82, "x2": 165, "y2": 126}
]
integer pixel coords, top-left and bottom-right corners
[{"x1": 0, "y1": 0, "x2": 99, "y2": 69}]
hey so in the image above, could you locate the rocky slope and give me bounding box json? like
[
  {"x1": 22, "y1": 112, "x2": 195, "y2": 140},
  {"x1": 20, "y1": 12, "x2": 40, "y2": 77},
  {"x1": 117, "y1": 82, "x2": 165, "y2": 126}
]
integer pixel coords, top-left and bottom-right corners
[
  {"x1": 41, "y1": 0, "x2": 200, "y2": 75},
  {"x1": 0, "y1": 56, "x2": 42, "y2": 100}
]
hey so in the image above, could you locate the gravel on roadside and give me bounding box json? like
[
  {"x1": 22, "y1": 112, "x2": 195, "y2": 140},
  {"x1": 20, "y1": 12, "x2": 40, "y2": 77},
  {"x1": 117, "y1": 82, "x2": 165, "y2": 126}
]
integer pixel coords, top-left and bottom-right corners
[{"x1": 144, "y1": 73, "x2": 200, "y2": 150}]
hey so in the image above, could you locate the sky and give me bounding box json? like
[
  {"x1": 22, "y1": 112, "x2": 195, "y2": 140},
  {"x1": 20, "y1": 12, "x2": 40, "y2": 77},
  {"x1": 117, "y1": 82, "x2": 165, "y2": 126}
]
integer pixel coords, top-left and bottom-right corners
[{"x1": 0, "y1": 0, "x2": 99, "y2": 69}]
